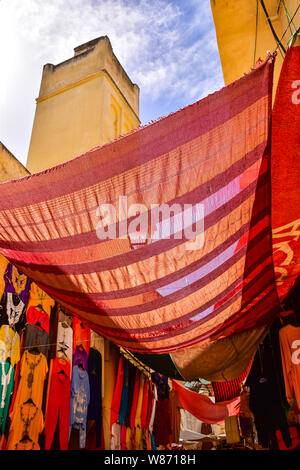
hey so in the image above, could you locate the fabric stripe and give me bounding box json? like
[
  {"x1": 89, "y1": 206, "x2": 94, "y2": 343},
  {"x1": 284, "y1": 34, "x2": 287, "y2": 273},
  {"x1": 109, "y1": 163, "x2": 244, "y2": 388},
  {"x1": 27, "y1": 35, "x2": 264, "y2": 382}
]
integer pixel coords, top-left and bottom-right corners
[
  {"x1": 0, "y1": 72, "x2": 270, "y2": 211},
  {"x1": 0, "y1": 57, "x2": 278, "y2": 353}
]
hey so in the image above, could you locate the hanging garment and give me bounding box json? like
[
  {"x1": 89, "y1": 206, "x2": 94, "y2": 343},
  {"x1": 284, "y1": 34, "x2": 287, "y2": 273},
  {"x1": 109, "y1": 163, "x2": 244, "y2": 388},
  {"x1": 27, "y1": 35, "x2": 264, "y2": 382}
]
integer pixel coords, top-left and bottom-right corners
[
  {"x1": 7, "y1": 334, "x2": 24, "y2": 417},
  {"x1": 0, "y1": 57, "x2": 279, "y2": 360},
  {"x1": 0, "y1": 324, "x2": 20, "y2": 366},
  {"x1": 6, "y1": 402, "x2": 44, "y2": 450},
  {"x1": 140, "y1": 378, "x2": 150, "y2": 433},
  {"x1": 149, "y1": 382, "x2": 158, "y2": 434},
  {"x1": 271, "y1": 45, "x2": 300, "y2": 301},
  {"x1": 13, "y1": 440, "x2": 40, "y2": 450},
  {"x1": 87, "y1": 347, "x2": 102, "y2": 448},
  {"x1": 26, "y1": 305, "x2": 50, "y2": 334},
  {"x1": 57, "y1": 320, "x2": 73, "y2": 366},
  {"x1": 14, "y1": 350, "x2": 48, "y2": 409},
  {"x1": 73, "y1": 345, "x2": 88, "y2": 371},
  {"x1": 2, "y1": 293, "x2": 26, "y2": 333},
  {"x1": 110, "y1": 356, "x2": 124, "y2": 431},
  {"x1": 26, "y1": 282, "x2": 55, "y2": 318},
  {"x1": 134, "y1": 373, "x2": 145, "y2": 450},
  {"x1": 72, "y1": 317, "x2": 90, "y2": 355},
  {"x1": 0, "y1": 360, "x2": 14, "y2": 434},
  {"x1": 111, "y1": 422, "x2": 121, "y2": 450},
  {"x1": 23, "y1": 324, "x2": 50, "y2": 358},
  {"x1": 239, "y1": 387, "x2": 254, "y2": 419},
  {"x1": 171, "y1": 380, "x2": 240, "y2": 424},
  {"x1": 245, "y1": 330, "x2": 292, "y2": 449},
  {"x1": 279, "y1": 324, "x2": 300, "y2": 409},
  {"x1": 129, "y1": 369, "x2": 140, "y2": 449},
  {"x1": 44, "y1": 357, "x2": 71, "y2": 450},
  {"x1": 0, "y1": 257, "x2": 8, "y2": 298},
  {"x1": 69, "y1": 364, "x2": 90, "y2": 449},
  {"x1": 169, "y1": 388, "x2": 181, "y2": 444},
  {"x1": 4, "y1": 263, "x2": 31, "y2": 305},
  {"x1": 120, "y1": 423, "x2": 127, "y2": 450},
  {"x1": 118, "y1": 360, "x2": 129, "y2": 428},
  {"x1": 153, "y1": 398, "x2": 172, "y2": 447},
  {"x1": 58, "y1": 308, "x2": 73, "y2": 327},
  {"x1": 151, "y1": 372, "x2": 169, "y2": 400},
  {"x1": 124, "y1": 362, "x2": 136, "y2": 428},
  {"x1": 123, "y1": 362, "x2": 136, "y2": 450}
]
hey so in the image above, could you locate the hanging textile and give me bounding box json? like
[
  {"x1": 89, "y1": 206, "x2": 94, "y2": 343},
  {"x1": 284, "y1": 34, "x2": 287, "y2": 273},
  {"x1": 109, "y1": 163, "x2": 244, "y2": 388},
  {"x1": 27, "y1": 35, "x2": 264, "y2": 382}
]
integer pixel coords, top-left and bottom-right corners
[
  {"x1": 72, "y1": 317, "x2": 90, "y2": 355},
  {"x1": 1, "y1": 293, "x2": 27, "y2": 333},
  {"x1": 13, "y1": 350, "x2": 48, "y2": 409},
  {"x1": 279, "y1": 323, "x2": 300, "y2": 409},
  {"x1": 171, "y1": 380, "x2": 240, "y2": 424},
  {"x1": 44, "y1": 357, "x2": 71, "y2": 450},
  {"x1": 26, "y1": 282, "x2": 55, "y2": 318},
  {"x1": 0, "y1": 324, "x2": 20, "y2": 367},
  {"x1": 4, "y1": 263, "x2": 31, "y2": 305},
  {"x1": 69, "y1": 364, "x2": 90, "y2": 449},
  {"x1": 23, "y1": 325, "x2": 49, "y2": 358},
  {"x1": 87, "y1": 348, "x2": 102, "y2": 449},
  {"x1": 6, "y1": 402, "x2": 44, "y2": 450},
  {"x1": 212, "y1": 361, "x2": 252, "y2": 402},
  {"x1": 56, "y1": 316, "x2": 73, "y2": 366},
  {"x1": 245, "y1": 326, "x2": 292, "y2": 449},
  {"x1": 0, "y1": 56, "x2": 278, "y2": 356},
  {"x1": 171, "y1": 325, "x2": 268, "y2": 381},
  {"x1": 0, "y1": 360, "x2": 14, "y2": 434},
  {"x1": 169, "y1": 388, "x2": 181, "y2": 443},
  {"x1": 271, "y1": 45, "x2": 300, "y2": 301}
]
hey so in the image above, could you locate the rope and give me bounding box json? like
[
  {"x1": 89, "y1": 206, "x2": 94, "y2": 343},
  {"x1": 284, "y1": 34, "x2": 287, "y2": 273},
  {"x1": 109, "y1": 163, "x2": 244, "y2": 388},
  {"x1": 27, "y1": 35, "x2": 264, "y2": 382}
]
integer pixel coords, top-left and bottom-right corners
[
  {"x1": 275, "y1": 3, "x2": 300, "y2": 52},
  {"x1": 253, "y1": 0, "x2": 259, "y2": 67},
  {"x1": 259, "y1": 0, "x2": 286, "y2": 55},
  {"x1": 281, "y1": 0, "x2": 298, "y2": 34}
]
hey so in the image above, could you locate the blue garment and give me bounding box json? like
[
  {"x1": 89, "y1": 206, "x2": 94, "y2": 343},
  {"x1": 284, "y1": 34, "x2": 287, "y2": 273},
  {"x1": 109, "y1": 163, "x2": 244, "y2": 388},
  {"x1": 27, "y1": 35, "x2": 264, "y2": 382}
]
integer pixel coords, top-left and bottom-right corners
[
  {"x1": 151, "y1": 432, "x2": 157, "y2": 450},
  {"x1": 118, "y1": 360, "x2": 129, "y2": 426},
  {"x1": 69, "y1": 365, "x2": 90, "y2": 448}
]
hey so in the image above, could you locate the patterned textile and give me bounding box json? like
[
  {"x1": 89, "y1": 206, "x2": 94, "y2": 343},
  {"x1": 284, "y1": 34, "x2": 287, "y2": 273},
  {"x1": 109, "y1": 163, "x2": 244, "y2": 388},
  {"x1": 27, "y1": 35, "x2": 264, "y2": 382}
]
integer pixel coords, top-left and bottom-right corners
[
  {"x1": 171, "y1": 380, "x2": 240, "y2": 424},
  {"x1": 271, "y1": 46, "x2": 300, "y2": 301},
  {"x1": 212, "y1": 361, "x2": 252, "y2": 402},
  {"x1": 0, "y1": 57, "x2": 279, "y2": 353}
]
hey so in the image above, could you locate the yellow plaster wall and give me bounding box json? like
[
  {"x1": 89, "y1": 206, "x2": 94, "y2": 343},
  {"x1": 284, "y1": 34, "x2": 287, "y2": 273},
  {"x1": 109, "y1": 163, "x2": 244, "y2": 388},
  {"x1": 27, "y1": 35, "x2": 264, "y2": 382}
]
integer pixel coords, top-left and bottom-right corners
[
  {"x1": 0, "y1": 142, "x2": 30, "y2": 182},
  {"x1": 26, "y1": 36, "x2": 140, "y2": 173},
  {"x1": 211, "y1": 0, "x2": 300, "y2": 91}
]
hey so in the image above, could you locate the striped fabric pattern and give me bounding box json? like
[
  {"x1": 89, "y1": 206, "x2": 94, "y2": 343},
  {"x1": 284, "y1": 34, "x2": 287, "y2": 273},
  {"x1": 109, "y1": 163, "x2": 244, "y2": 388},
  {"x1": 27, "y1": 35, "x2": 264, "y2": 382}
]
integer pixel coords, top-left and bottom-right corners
[
  {"x1": 0, "y1": 58, "x2": 279, "y2": 353},
  {"x1": 212, "y1": 362, "x2": 252, "y2": 402}
]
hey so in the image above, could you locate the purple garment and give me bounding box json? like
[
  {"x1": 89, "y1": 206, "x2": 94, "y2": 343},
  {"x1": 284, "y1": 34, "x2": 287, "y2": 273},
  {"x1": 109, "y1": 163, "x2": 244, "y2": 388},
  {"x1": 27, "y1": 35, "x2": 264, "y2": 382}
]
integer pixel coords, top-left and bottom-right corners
[
  {"x1": 73, "y1": 346, "x2": 88, "y2": 371},
  {"x1": 4, "y1": 263, "x2": 31, "y2": 305},
  {"x1": 151, "y1": 372, "x2": 169, "y2": 400}
]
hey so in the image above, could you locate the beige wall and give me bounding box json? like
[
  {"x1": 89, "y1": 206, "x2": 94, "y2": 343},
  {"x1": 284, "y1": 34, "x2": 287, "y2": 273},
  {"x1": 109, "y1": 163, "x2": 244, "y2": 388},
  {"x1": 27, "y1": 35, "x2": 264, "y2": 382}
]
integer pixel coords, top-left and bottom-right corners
[
  {"x1": 0, "y1": 142, "x2": 30, "y2": 182},
  {"x1": 211, "y1": 0, "x2": 300, "y2": 91},
  {"x1": 26, "y1": 36, "x2": 140, "y2": 173}
]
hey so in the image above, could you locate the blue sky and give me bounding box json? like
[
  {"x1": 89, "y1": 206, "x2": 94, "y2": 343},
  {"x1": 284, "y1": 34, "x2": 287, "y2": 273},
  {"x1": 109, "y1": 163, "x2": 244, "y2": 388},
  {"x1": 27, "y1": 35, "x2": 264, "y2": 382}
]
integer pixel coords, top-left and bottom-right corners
[{"x1": 0, "y1": 0, "x2": 224, "y2": 168}]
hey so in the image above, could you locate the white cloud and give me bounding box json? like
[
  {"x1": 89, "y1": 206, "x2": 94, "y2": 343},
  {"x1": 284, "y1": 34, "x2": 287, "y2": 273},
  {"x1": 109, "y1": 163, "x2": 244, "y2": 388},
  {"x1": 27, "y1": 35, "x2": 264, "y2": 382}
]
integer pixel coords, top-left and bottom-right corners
[{"x1": 0, "y1": 0, "x2": 223, "y2": 167}]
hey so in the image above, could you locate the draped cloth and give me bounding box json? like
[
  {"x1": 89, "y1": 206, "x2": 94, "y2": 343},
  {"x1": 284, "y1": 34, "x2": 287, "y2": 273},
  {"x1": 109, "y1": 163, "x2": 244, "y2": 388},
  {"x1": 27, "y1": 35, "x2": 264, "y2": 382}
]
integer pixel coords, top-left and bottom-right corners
[
  {"x1": 171, "y1": 380, "x2": 240, "y2": 424},
  {"x1": 271, "y1": 45, "x2": 300, "y2": 301},
  {"x1": 0, "y1": 56, "x2": 279, "y2": 354}
]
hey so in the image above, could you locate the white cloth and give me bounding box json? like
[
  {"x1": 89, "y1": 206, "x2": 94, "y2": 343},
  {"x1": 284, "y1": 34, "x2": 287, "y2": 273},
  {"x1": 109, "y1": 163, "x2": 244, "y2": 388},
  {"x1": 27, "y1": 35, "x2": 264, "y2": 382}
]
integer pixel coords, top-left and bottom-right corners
[{"x1": 56, "y1": 321, "x2": 73, "y2": 366}]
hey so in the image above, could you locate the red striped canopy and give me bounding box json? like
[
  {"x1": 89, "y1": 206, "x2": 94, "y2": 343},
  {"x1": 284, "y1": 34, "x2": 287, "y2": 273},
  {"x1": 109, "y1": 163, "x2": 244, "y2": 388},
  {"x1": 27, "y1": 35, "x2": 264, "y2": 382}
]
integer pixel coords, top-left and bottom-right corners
[{"x1": 0, "y1": 56, "x2": 280, "y2": 353}]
